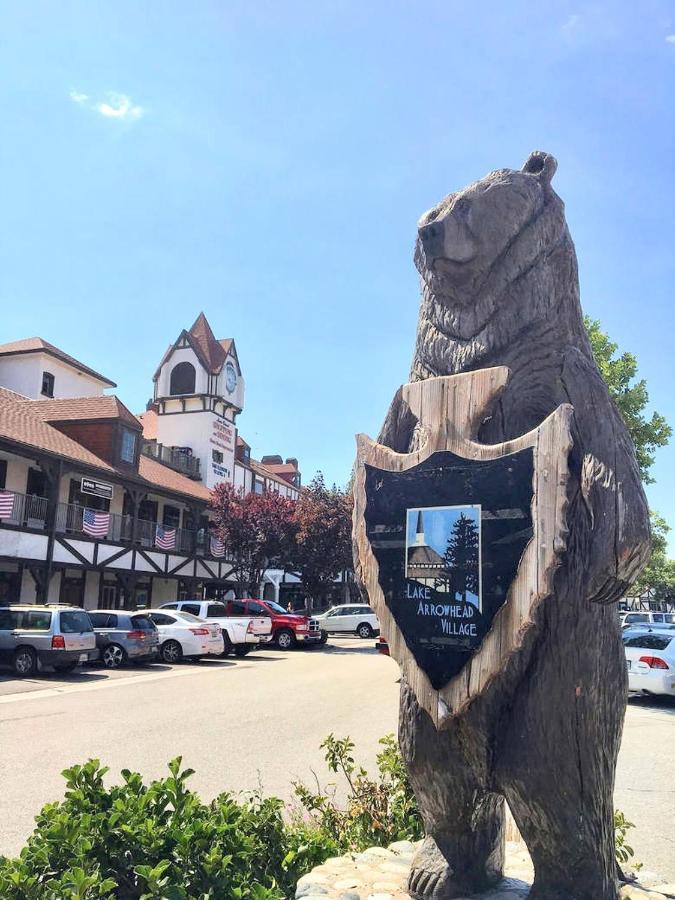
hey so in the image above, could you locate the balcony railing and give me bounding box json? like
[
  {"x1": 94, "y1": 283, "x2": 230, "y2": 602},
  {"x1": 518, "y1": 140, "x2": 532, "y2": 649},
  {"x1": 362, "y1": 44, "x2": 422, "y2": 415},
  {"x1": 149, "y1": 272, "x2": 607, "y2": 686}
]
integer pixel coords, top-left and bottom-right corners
[
  {"x1": 0, "y1": 491, "x2": 48, "y2": 529},
  {"x1": 54, "y1": 502, "x2": 207, "y2": 555},
  {"x1": 0, "y1": 491, "x2": 219, "y2": 558},
  {"x1": 141, "y1": 441, "x2": 201, "y2": 480}
]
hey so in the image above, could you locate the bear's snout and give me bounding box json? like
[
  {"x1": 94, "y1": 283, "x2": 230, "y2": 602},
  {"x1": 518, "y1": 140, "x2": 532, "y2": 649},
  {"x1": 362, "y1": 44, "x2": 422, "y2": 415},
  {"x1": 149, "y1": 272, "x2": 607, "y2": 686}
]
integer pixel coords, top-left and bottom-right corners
[
  {"x1": 418, "y1": 220, "x2": 445, "y2": 260},
  {"x1": 418, "y1": 213, "x2": 477, "y2": 267}
]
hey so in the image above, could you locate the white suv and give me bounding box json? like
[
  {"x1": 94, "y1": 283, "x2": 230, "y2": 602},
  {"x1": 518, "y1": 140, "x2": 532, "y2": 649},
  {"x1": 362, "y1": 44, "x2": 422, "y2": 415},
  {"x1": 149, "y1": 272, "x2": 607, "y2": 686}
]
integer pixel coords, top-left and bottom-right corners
[
  {"x1": 620, "y1": 611, "x2": 675, "y2": 630},
  {"x1": 316, "y1": 604, "x2": 380, "y2": 639}
]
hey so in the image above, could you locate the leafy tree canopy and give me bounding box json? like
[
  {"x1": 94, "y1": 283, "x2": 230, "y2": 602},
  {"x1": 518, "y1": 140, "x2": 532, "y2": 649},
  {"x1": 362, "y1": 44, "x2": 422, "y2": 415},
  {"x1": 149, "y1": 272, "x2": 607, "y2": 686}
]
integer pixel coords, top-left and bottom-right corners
[
  {"x1": 632, "y1": 511, "x2": 675, "y2": 601},
  {"x1": 584, "y1": 316, "x2": 671, "y2": 484},
  {"x1": 210, "y1": 483, "x2": 297, "y2": 596},
  {"x1": 286, "y1": 473, "x2": 353, "y2": 607}
]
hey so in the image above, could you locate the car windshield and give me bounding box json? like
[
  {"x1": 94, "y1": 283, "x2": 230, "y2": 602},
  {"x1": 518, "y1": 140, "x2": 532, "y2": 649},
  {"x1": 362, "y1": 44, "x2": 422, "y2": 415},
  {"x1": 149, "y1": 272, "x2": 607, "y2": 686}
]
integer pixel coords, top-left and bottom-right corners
[
  {"x1": 131, "y1": 615, "x2": 157, "y2": 631},
  {"x1": 173, "y1": 611, "x2": 205, "y2": 623},
  {"x1": 60, "y1": 610, "x2": 93, "y2": 633},
  {"x1": 266, "y1": 601, "x2": 288, "y2": 615}
]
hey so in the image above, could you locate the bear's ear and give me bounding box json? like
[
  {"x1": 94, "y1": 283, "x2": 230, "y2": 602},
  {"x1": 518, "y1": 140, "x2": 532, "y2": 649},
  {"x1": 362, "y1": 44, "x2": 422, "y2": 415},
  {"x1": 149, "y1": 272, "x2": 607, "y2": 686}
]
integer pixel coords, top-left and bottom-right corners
[{"x1": 522, "y1": 150, "x2": 557, "y2": 186}]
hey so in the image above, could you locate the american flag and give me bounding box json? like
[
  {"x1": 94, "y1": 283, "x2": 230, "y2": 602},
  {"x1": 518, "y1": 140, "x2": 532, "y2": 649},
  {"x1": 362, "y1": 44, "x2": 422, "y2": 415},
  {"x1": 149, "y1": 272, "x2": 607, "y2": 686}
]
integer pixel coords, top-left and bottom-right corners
[
  {"x1": 155, "y1": 525, "x2": 176, "y2": 550},
  {"x1": 0, "y1": 491, "x2": 15, "y2": 520},
  {"x1": 82, "y1": 508, "x2": 110, "y2": 538},
  {"x1": 210, "y1": 535, "x2": 225, "y2": 557}
]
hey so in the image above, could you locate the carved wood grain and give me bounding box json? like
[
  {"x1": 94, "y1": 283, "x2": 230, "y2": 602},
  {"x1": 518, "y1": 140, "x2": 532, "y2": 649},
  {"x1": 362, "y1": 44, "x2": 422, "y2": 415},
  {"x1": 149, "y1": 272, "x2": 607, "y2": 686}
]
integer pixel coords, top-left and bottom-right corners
[{"x1": 353, "y1": 368, "x2": 573, "y2": 729}]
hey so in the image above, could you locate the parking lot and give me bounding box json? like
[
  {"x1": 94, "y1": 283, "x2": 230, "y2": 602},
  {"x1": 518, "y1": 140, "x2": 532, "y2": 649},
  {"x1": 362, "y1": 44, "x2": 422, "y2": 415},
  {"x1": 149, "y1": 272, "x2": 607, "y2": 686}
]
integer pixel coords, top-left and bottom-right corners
[{"x1": 0, "y1": 637, "x2": 673, "y2": 882}]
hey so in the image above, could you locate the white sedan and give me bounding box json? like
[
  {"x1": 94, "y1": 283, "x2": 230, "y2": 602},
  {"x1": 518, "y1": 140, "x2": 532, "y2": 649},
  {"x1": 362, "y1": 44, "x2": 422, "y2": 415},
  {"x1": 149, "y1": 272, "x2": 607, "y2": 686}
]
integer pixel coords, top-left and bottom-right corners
[
  {"x1": 148, "y1": 610, "x2": 224, "y2": 663},
  {"x1": 623, "y1": 628, "x2": 675, "y2": 697}
]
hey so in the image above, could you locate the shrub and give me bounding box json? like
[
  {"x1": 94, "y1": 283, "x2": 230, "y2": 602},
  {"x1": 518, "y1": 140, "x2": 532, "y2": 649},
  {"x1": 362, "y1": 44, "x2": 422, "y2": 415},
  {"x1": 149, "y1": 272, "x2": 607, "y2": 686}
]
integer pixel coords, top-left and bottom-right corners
[
  {"x1": 0, "y1": 757, "x2": 318, "y2": 899},
  {"x1": 0, "y1": 736, "x2": 641, "y2": 897},
  {"x1": 291, "y1": 733, "x2": 423, "y2": 852}
]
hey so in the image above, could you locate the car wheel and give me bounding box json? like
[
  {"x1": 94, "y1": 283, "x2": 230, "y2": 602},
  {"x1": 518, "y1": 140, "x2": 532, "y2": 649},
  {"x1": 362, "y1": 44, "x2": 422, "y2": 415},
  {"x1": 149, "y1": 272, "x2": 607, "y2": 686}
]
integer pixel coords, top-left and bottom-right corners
[
  {"x1": 276, "y1": 629, "x2": 296, "y2": 650},
  {"x1": 318, "y1": 630, "x2": 328, "y2": 645},
  {"x1": 161, "y1": 640, "x2": 183, "y2": 664},
  {"x1": 220, "y1": 631, "x2": 232, "y2": 657},
  {"x1": 54, "y1": 661, "x2": 79, "y2": 673},
  {"x1": 234, "y1": 645, "x2": 252, "y2": 657},
  {"x1": 357, "y1": 623, "x2": 373, "y2": 639},
  {"x1": 102, "y1": 643, "x2": 126, "y2": 669},
  {"x1": 12, "y1": 647, "x2": 37, "y2": 677}
]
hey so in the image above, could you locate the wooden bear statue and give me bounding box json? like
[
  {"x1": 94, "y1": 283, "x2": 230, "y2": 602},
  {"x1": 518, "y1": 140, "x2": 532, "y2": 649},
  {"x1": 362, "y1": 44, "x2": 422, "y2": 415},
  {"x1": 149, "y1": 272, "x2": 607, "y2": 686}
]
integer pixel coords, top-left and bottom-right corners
[{"x1": 377, "y1": 152, "x2": 650, "y2": 900}]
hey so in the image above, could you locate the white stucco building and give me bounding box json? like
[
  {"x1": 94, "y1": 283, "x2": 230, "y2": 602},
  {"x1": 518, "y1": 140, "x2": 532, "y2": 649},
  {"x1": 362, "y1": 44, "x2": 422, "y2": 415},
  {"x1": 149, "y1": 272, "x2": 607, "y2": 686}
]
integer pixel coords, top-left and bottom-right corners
[{"x1": 0, "y1": 315, "x2": 302, "y2": 608}]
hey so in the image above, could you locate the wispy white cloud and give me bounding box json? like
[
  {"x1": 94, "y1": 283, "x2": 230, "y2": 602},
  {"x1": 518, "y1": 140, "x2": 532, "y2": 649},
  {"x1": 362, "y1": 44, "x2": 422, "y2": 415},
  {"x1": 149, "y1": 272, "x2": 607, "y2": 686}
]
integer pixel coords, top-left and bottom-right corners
[
  {"x1": 96, "y1": 93, "x2": 143, "y2": 120},
  {"x1": 666, "y1": 34, "x2": 675, "y2": 44},
  {"x1": 69, "y1": 89, "x2": 144, "y2": 121}
]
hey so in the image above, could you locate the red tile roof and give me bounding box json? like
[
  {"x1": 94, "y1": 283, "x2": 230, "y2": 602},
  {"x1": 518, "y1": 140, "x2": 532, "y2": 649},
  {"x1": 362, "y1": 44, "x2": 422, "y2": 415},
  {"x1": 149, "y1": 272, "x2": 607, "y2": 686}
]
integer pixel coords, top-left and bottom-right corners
[
  {"x1": 138, "y1": 455, "x2": 210, "y2": 501},
  {"x1": 0, "y1": 388, "x2": 210, "y2": 504},
  {"x1": 153, "y1": 314, "x2": 239, "y2": 381},
  {"x1": 0, "y1": 337, "x2": 116, "y2": 387},
  {"x1": 0, "y1": 388, "x2": 116, "y2": 473},
  {"x1": 250, "y1": 459, "x2": 299, "y2": 493},
  {"x1": 29, "y1": 396, "x2": 141, "y2": 429},
  {"x1": 189, "y1": 313, "x2": 228, "y2": 374}
]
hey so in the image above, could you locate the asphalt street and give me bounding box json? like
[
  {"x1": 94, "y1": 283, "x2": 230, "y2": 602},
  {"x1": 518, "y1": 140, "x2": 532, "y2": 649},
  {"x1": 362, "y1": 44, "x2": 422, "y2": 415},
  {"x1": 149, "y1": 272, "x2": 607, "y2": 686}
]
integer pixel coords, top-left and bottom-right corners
[{"x1": 0, "y1": 638, "x2": 672, "y2": 881}]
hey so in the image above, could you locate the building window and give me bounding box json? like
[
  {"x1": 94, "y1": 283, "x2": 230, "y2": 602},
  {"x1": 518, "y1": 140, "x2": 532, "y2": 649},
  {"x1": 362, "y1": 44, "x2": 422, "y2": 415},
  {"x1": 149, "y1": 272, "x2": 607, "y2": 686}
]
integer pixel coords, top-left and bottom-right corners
[
  {"x1": 169, "y1": 362, "x2": 196, "y2": 395},
  {"x1": 120, "y1": 428, "x2": 137, "y2": 463},
  {"x1": 41, "y1": 372, "x2": 55, "y2": 397},
  {"x1": 212, "y1": 449, "x2": 224, "y2": 464},
  {"x1": 163, "y1": 504, "x2": 181, "y2": 529},
  {"x1": 254, "y1": 479, "x2": 264, "y2": 495}
]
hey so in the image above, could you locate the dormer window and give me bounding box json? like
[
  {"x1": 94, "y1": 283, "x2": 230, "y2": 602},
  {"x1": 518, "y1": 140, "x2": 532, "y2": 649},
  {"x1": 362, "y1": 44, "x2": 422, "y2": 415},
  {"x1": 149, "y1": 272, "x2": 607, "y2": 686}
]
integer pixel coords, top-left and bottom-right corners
[
  {"x1": 41, "y1": 372, "x2": 55, "y2": 397},
  {"x1": 120, "y1": 428, "x2": 137, "y2": 464},
  {"x1": 169, "y1": 362, "x2": 196, "y2": 395}
]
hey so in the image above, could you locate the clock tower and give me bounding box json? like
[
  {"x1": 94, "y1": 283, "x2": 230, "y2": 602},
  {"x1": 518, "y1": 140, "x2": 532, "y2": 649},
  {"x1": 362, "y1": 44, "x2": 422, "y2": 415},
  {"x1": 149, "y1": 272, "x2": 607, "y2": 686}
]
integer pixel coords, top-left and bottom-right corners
[{"x1": 152, "y1": 313, "x2": 245, "y2": 490}]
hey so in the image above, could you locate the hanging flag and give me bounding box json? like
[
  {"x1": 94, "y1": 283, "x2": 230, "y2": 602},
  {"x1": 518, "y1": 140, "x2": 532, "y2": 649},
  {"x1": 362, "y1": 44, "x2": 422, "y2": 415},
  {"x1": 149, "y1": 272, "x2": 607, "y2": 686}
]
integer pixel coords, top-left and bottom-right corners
[
  {"x1": 0, "y1": 491, "x2": 15, "y2": 520},
  {"x1": 82, "y1": 508, "x2": 110, "y2": 538},
  {"x1": 210, "y1": 535, "x2": 225, "y2": 557},
  {"x1": 155, "y1": 525, "x2": 176, "y2": 550}
]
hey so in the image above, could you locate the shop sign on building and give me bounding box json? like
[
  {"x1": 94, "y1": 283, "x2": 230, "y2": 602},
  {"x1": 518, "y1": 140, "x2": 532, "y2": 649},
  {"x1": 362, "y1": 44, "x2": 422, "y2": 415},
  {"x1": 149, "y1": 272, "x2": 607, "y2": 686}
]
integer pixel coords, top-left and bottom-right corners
[{"x1": 80, "y1": 477, "x2": 114, "y2": 501}]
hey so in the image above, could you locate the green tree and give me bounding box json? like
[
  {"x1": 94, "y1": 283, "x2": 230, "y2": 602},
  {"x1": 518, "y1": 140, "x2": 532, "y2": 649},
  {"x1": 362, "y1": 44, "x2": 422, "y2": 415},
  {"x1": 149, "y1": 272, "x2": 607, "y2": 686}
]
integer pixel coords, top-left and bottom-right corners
[
  {"x1": 287, "y1": 473, "x2": 353, "y2": 609},
  {"x1": 584, "y1": 316, "x2": 671, "y2": 484},
  {"x1": 437, "y1": 513, "x2": 479, "y2": 602},
  {"x1": 632, "y1": 511, "x2": 675, "y2": 601}
]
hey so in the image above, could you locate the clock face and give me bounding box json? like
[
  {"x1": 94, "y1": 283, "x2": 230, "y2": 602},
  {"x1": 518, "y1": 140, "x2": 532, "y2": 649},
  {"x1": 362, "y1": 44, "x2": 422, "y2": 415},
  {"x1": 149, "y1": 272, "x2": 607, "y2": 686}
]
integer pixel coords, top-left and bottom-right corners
[{"x1": 225, "y1": 361, "x2": 237, "y2": 394}]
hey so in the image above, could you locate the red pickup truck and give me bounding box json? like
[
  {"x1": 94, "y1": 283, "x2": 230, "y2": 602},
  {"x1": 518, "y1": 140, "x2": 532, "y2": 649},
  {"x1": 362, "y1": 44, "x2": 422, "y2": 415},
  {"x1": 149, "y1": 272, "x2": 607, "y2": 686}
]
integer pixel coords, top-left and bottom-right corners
[{"x1": 224, "y1": 599, "x2": 322, "y2": 650}]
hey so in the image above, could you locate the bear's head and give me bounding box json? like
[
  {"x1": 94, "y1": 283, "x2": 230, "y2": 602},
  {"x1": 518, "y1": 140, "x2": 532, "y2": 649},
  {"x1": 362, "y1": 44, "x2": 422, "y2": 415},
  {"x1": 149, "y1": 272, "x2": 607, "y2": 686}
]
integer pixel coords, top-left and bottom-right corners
[{"x1": 413, "y1": 151, "x2": 573, "y2": 352}]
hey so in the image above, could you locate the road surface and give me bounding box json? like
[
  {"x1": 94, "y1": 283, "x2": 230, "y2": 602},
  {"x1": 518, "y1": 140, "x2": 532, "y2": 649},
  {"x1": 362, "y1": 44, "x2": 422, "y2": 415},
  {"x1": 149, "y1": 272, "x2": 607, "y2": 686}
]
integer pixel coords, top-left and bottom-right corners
[{"x1": 0, "y1": 638, "x2": 672, "y2": 880}]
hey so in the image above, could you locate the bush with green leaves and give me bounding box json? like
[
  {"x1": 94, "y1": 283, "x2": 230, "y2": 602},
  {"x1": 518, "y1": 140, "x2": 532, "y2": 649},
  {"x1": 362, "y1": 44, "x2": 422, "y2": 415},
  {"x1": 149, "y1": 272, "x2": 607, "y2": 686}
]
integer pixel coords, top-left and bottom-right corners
[
  {"x1": 0, "y1": 735, "x2": 640, "y2": 897},
  {"x1": 0, "y1": 757, "x2": 331, "y2": 900},
  {"x1": 291, "y1": 733, "x2": 424, "y2": 852}
]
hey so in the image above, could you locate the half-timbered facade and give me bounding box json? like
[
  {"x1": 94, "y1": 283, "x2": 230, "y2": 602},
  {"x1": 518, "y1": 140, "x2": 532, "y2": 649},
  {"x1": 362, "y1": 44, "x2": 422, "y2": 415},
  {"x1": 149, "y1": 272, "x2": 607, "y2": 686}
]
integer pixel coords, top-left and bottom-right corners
[{"x1": 0, "y1": 316, "x2": 302, "y2": 609}]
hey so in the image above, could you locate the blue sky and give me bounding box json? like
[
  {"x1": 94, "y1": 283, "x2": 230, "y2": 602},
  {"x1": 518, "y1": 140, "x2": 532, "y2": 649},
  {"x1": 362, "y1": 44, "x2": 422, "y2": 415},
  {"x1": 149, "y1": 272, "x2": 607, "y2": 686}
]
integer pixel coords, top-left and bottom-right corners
[
  {"x1": 1, "y1": 2, "x2": 673, "y2": 548},
  {"x1": 406, "y1": 506, "x2": 480, "y2": 559}
]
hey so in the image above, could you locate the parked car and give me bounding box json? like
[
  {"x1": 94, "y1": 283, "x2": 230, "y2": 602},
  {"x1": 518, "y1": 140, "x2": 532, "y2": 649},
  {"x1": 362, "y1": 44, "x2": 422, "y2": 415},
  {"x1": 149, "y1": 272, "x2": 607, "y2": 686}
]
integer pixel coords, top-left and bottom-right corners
[
  {"x1": 315, "y1": 604, "x2": 380, "y2": 639},
  {"x1": 376, "y1": 635, "x2": 390, "y2": 656},
  {"x1": 148, "y1": 609, "x2": 224, "y2": 662},
  {"x1": 159, "y1": 599, "x2": 272, "y2": 656},
  {"x1": 0, "y1": 604, "x2": 98, "y2": 676},
  {"x1": 224, "y1": 598, "x2": 322, "y2": 650},
  {"x1": 620, "y1": 611, "x2": 675, "y2": 629},
  {"x1": 88, "y1": 610, "x2": 160, "y2": 668},
  {"x1": 623, "y1": 627, "x2": 675, "y2": 696}
]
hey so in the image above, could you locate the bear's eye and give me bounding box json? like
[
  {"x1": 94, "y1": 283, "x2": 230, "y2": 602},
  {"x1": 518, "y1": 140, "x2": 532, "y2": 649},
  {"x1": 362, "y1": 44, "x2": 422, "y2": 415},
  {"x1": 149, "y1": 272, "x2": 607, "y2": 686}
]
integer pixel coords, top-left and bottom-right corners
[{"x1": 454, "y1": 198, "x2": 471, "y2": 215}]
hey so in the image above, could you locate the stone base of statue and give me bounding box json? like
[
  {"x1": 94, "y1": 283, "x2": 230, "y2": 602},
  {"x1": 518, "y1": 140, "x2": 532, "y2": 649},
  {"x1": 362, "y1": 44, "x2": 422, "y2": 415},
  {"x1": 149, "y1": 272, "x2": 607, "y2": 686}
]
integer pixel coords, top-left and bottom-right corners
[{"x1": 294, "y1": 842, "x2": 672, "y2": 900}]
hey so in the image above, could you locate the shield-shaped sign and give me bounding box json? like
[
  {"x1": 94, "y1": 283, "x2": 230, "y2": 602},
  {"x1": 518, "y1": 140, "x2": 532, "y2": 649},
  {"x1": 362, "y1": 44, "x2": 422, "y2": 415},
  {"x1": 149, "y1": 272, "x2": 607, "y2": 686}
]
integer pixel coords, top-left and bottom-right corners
[{"x1": 353, "y1": 367, "x2": 572, "y2": 730}]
